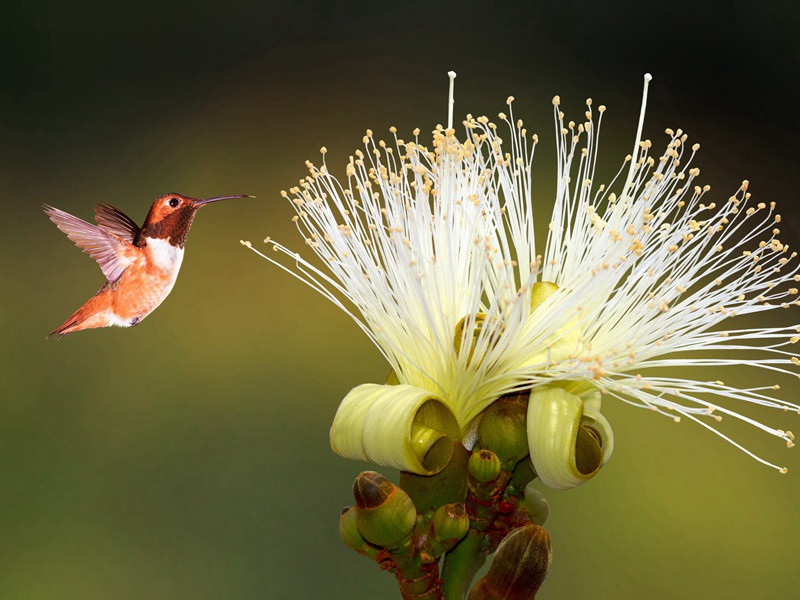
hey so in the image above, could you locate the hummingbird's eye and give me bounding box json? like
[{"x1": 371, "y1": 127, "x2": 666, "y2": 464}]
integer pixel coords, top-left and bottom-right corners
[{"x1": 168, "y1": 197, "x2": 180, "y2": 208}]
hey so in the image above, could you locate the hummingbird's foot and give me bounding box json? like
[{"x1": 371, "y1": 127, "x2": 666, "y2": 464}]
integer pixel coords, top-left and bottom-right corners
[{"x1": 130, "y1": 317, "x2": 141, "y2": 327}]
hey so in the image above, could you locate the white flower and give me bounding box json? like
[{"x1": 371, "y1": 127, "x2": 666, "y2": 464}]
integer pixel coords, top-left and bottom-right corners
[{"x1": 246, "y1": 75, "x2": 799, "y2": 473}]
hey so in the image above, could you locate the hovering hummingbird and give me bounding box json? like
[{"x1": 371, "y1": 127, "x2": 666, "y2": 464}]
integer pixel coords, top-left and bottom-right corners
[{"x1": 44, "y1": 193, "x2": 251, "y2": 337}]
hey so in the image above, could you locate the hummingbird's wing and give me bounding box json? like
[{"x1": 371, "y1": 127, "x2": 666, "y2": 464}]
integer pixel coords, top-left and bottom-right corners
[
  {"x1": 93, "y1": 203, "x2": 140, "y2": 243},
  {"x1": 44, "y1": 205, "x2": 137, "y2": 282}
]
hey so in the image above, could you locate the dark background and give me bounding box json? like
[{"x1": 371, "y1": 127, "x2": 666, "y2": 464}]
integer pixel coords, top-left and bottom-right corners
[{"x1": 1, "y1": 1, "x2": 798, "y2": 598}]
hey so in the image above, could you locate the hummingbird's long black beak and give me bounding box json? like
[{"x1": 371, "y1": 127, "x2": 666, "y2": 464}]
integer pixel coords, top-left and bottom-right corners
[{"x1": 194, "y1": 194, "x2": 254, "y2": 207}]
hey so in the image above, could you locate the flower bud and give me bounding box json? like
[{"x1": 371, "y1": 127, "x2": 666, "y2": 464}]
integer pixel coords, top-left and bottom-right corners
[
  {"x1": 339, "y1": 505, "x2": 380, "y2": 559},
  {"x1": 518, "y1": 483, "x2": 549, "y2": 526},
  {"x1": 354, "y1": 471, "x2": 417, "y2": 549},
  {"x1": 468, "y1": 449, "x2": 502, "y2": 483},
  {"x1": 468, "y1": 524, "x2": 552, "y2": 600},
  {"x1": 478, "y1": 394, "x2": 529, "y2": 468},
  {"x1": 432, "y1": 502, "x2": 469, "y2": 542}
]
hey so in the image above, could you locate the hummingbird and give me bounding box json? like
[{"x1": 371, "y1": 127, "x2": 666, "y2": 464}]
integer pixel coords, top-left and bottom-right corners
[{"x1": 44, "y1": 193, "x2": 251, "y2": 337}]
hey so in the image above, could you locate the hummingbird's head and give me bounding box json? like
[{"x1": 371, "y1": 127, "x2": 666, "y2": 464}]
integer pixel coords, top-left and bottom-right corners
[{"x1": 139, "y1": 193, "x2": 252, "y2": 247}]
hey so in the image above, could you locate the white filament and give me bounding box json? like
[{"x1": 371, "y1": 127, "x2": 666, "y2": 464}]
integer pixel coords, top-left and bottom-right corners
[
  {"x1": 248, "y1": 76, "x2": 800, "y2": 473},
  {"x1": 447, "y1": 71, "x2": 457, "y2": 130}
]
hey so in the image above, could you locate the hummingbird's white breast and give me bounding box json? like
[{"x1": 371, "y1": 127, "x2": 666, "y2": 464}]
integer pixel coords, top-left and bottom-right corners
[
  {"x1": 146, "y1": 236, "x2": 185, "y2": 280},
  {"x1": 112, "y1": 236, "x2": 186, "y2": 322}
]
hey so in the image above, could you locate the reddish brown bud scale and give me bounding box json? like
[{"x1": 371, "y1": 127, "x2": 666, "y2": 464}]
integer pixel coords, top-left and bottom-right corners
[
  {"x1": 468, "y1": 524, "x2": 552, "y2": 600},
  {"x1": 354, "y1": 470, "x2": 396, "y2": 509}
]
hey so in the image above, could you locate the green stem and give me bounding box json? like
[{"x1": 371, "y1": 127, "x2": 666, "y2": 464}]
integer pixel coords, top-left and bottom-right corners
[{"x1": 441, "y1": 531, "x2": 486, "y2": 600}]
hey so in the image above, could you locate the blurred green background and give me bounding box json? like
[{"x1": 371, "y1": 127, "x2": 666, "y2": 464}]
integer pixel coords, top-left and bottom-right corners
[{"x1": 1, "y1": 1, "x2": 798, "y2": 598}]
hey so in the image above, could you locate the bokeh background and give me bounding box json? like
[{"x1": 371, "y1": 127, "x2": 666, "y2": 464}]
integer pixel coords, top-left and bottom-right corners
[{"x1": 2, "y1": 1, "x2": 799, "y2": 598}]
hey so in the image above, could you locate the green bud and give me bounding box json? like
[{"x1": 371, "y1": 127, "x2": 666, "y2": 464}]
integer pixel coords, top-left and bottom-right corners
[
  {"x1": 425, "y1": 502, "x2": 471, "y2": 557},
  {"x1": 518, "y1": 483, "x2": 549, "y2": 526},
  {"x1": 339, "y1": 505, "x2": 380, "y2": 559},
  {"x1": 354, "y1": 471, "x2": 417, "y2": 549},
  {"x1": 478, "y1": 394, "x2": 529, "y2": 468},
  {"x1": 468, "y1": 449, "x2": 502, "y2": 483},
  {"x1": 468, "y1": 524, "x2": 552, "y2": 600},
  {"x1": 432, "y1": 503, "x2": 469, "y2": 542}
]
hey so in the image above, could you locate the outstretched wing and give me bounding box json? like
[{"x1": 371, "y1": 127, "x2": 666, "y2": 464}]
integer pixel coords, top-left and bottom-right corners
[
  {"x1": 93, "y1": 203, "x2": 140, "y2": 243},
  {"x1": 44, "y1": 205, "x2": 137, "y2": 282}
]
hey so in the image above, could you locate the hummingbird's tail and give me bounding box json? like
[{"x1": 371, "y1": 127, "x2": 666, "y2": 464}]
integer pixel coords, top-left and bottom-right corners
[
  {"x1": 48, "y1": 317, "x2": 81, "y2": 338},
  {"x1": 47, "y1": 290, "x2": 112, "y2": 338}
]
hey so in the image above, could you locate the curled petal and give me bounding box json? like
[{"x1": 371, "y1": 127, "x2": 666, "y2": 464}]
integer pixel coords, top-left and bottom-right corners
[
  {"x1": 526, "y1": 386, "x2": 614, "y2": 489},
  {"x1": 330, "y1": 383, "x2": 461, "y2": 475}
]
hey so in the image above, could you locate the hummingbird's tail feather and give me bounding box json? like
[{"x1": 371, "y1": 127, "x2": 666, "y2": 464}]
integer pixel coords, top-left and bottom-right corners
[
  {"x1": 46, "y1": 291, "x2": 115, "y2": 338},
  {"x1": 48, "y1": 303, "x2": 91, "y2": 337},
  {"x1": 48, "y1": 318, "x2": 80, "y2": 338},
  {"x1": 47, "y1": 311, "x2": 111, "y2": 337}
]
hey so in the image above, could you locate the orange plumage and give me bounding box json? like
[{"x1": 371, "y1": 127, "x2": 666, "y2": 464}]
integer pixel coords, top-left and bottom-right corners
[{"x1": 45, "y1": 193, "x2": 250, "y2": 337}]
